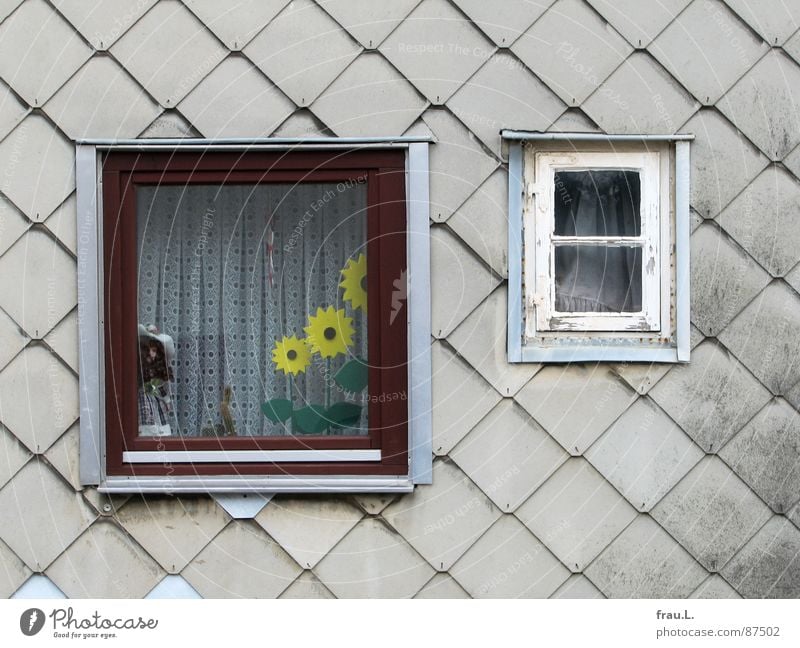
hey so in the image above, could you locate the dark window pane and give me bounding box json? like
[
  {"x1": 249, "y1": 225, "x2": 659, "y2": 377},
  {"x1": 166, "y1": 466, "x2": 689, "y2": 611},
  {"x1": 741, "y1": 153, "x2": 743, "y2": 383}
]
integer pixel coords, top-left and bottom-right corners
[
  {"x1": 554, "y1": 170, "x2": 641, "y2": 237},
  {"x1": 554, "y1": 245, "x2": 642, "y2": 313}
]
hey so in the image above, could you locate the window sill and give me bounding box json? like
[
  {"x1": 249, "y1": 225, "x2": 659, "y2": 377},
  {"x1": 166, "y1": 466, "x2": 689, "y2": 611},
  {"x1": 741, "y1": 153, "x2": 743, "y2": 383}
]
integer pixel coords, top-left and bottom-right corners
[
  {"x1": 98, "y1": 474, "x2": 415, "y2": 494},
  {"x1": 512, "y1": 345, "x2": 686, "y2": 364}
]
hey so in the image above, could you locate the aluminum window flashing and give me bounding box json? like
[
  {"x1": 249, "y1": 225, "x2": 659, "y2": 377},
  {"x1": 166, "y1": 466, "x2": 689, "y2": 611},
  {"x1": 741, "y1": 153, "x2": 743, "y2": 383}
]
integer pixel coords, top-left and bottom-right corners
[
  {"x1": 77, "y1": 139, "x2": 432, "y2": 493},
  {"x1": 501, "y1": 130, "x2": 695, "y2": 142},
  {"x1": 505, "y1": 133, "x2": 691, "y2": 364},
  {"x1": 76, "y1": 136, "x2": 433, "y2": 151},
  {"x1": 98, "y1": 475, "x2": 414, "y2": 494}
]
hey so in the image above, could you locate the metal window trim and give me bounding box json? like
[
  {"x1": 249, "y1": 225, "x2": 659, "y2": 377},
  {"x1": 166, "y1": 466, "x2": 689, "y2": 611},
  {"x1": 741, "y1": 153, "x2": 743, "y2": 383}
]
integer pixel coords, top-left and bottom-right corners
[
  {"x1": 122, "y1": 450, "x2": 382, "y2": 463},
  {"x1": 520, "y1": 346, "x2": 680, "y2": 363},
  {"x1": 76, "y1": 139, "x2": 432, "y2": 493},
  {"x1": 407, "y1": 142, "x2": 433, "y2": 484},
  {"x1": 76, "y1": 136, "x2": 433, "y2": 151},
  {"x1": 507, "y1": 143, "x2": 525, "y2": 363},
  {"x1": 98, "y1": 475, "x2": 414, "y2": 494},
  {"x1": 76, "y1": 144, "x2": 104, "y2": 484},
  {"x1": 505, "y1": 134, "x2": 691, "y2": 364},
  {"x1": 675, "y1": 140, "x2": 691, "y2": 362},
  {"x1": 501, "y1": 130, "x2": 695, "y2": 142}
]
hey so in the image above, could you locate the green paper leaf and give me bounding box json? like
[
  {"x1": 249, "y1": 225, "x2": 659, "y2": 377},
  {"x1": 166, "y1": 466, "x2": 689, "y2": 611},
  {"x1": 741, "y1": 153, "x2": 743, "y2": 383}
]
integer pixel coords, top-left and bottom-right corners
[
  {"x1": 326, "y1": 401, "x2": 363, "y2": 429},
  {"x1": 292, "y1": 405, "x2": 329, "y2": 434},
  {"x1": 261, "y1": 399, "x2": 293, "y2": 423},
  {"x1": 334, "y1": 358, "x2": 368, "y2": 392}
]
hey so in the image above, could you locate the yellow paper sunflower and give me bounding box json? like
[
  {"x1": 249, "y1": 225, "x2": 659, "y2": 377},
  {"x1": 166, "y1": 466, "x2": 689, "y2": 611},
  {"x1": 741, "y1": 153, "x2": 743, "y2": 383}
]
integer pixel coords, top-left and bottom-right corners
[
  {"x1": 304, "y1": 306, "x2": 355, "y2": 359},
  {"x1": 272, "y1": 335, "x2": 311, "y2": 376},
  {"x1": 340, "y1": 253, "x2": 367, "y2": 313}
]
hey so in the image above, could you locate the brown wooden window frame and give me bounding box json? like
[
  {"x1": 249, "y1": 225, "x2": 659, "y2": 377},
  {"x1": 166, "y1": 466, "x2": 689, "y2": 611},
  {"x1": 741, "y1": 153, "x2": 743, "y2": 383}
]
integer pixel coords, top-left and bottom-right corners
[{"x1": 101, "y1": 148, "x2": 411, "y2": 479}]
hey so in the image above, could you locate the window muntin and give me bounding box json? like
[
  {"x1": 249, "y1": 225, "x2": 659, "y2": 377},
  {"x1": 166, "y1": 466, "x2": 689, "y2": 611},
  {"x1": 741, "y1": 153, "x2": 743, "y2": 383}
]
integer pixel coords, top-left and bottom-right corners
[
  {"x1": 528, "y1": 151, "x2": 662, "y2": 334},
  {"x1": 101, "y1": 150, "x2": 410, "y2": 478}
]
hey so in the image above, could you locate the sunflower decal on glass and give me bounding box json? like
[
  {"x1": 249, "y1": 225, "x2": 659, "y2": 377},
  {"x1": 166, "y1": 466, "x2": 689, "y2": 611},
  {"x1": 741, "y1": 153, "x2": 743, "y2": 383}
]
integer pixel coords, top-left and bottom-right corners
[
  {"x1": 263, "y1": 253, "x2": 368, "y2": 435},
  {"x1": 271, "y1": 335, "x2": 311, "y2": 376},
  {"x1": 304, "y1": 306, "x2": 355, "y2": 359},
  {"x1": 340, "y1": 253, "x2": 367, "y2": 313}
]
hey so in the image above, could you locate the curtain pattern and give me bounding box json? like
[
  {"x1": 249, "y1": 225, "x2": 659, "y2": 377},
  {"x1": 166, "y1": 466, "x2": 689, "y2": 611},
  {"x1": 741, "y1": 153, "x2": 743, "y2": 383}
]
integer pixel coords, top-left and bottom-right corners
[{"x1": 137, "y1": 182, "x2": 368, "y2": 437}]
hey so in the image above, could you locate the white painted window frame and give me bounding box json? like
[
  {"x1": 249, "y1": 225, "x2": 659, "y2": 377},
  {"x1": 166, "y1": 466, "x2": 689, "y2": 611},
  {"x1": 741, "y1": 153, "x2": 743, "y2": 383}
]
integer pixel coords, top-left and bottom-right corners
[
  {"x1": 529, "y1": 151, "x2": 662, "y2": 334},
  {"x1": 75, "y1": 137, "x2": 432, "y2": 493},
  {"x1": 504, "y1": 131, "x2": 692, "y2": 364}
]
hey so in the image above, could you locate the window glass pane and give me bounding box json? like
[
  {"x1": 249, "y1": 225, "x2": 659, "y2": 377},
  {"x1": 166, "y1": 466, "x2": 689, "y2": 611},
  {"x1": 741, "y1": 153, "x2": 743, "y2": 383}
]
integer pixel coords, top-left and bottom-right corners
[
  {"x1": 554, "y1": 245, "x2": 642, "y2": 313},
  {"x1": 136, "y1": 181, "x2": 370, "y2": 438},
  {"x1": 554, "y1": 170, "x2": 641, "y2": 237}
]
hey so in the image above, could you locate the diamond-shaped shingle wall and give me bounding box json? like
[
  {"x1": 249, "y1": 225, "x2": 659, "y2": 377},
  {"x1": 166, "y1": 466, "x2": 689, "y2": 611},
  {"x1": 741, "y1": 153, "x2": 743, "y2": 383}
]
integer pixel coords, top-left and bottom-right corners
[
  {"x1": 649, "y1": 0, "x2": 768, "y2": 106},
  {"x1": 0, "y1": 0, "x2": 798, "y2": 599}
]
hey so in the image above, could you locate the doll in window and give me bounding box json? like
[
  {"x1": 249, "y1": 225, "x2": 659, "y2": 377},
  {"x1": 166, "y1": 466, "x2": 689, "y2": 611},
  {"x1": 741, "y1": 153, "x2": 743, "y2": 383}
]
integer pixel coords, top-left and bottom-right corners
[{"x1": 137, "y1": 324, "x2": 175, "y2": 437}]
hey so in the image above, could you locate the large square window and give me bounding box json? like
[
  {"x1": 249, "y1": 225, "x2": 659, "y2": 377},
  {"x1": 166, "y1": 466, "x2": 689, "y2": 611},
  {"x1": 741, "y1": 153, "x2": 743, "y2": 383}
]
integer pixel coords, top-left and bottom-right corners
[{"x1": 77, "y1": 142, "x2": 432, "y2": 492}]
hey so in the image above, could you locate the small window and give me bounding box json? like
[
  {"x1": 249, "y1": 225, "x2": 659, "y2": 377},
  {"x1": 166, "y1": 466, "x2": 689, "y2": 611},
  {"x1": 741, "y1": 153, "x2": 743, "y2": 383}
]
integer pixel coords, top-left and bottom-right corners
[
  {"x1": 76, "y1": 141, "x2": 432, "y2": 492},
  {"x1": 505, "y1": 133, "x2": 692, "y2": 363}
]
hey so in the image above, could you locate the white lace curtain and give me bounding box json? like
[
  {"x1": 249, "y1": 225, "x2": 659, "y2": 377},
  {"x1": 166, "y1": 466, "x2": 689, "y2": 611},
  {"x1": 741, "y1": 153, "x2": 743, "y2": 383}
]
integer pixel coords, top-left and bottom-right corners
[{"x1": 137, "y1": 182, "x2": 368, "y2": 437}]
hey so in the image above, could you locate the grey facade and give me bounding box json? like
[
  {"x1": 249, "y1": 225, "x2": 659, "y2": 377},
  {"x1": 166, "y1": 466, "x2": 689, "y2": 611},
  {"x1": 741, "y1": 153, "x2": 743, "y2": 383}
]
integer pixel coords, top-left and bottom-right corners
[{"x1": 0, "y1": 0, "x2": 799, "y2": 598}]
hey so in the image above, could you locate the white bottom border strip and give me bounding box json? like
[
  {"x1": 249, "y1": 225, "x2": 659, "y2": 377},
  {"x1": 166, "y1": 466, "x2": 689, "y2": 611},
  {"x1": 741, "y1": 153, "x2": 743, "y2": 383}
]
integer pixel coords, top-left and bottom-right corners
[
  {"x1": 121, "y1": 449, "x2": 381, "y2": 463},
  {"x1": 3, "y1": 600, "x2": 794, "y2": 646}
]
